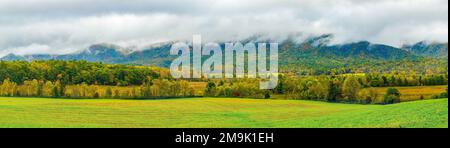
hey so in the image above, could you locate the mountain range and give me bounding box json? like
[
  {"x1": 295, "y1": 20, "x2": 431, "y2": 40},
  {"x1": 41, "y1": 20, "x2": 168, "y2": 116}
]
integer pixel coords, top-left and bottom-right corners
[{"x1": 1, "y1": 35, "x2": 448, "y2": 73}]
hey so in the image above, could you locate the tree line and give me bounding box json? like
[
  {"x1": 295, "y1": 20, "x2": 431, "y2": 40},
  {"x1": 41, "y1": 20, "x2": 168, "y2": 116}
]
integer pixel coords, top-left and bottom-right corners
[
  {"x1": 0, "y1": 60, "x2": 170, "y2": 86},
  {"x1": 275, "y1": 74, "x2": 447, "y2": 104},
  {"x1": 205, "y1": 79, "x2": 271, "y2": 99},
  {"x1": 0, "y1": 60, "x2": 447, "y2": 104},
  {"x1": 203, "y1": 73, "x2": 448, "y2": 104},
  {"x1": 0, "y1": 78, "x2": 196, "y2": 99}
]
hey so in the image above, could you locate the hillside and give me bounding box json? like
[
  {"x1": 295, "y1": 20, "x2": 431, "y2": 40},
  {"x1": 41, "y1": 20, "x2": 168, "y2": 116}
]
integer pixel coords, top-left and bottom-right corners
[
  {"x1": 1, "y1": 35, "x2": 448, "y2": 74},
  {"x1": 403, "y1": 41, "x2": 449, "y2": 58}
]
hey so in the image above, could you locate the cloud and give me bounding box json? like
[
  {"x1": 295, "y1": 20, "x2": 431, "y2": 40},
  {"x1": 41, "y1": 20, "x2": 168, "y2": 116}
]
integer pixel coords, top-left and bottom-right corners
[
  {"x1": 0, "y1": 44, "x2": 52, "y2": 56},
  {"x1": 0, "y1": 0, "x2": 448, "y2": 56}
]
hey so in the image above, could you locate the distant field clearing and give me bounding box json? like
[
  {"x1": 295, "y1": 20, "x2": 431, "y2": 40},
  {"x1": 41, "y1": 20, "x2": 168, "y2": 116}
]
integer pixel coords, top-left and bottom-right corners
[{"x1": 369, "y1": 85, "x2": 447, "y2": 102}]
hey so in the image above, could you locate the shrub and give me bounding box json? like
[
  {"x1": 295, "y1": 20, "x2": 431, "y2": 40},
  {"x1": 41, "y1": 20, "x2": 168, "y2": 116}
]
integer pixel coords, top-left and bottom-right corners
[
  {"x1": 383, "y1": 88, "x2": 401, "y2": 104},
  {"x1": 384, "y1": 95, "x2": 401, "y2": 104},
  {"x1": 264, "y1": 91, "x2": 271, "y2": 99},
  {"x1": 440, "y1": 93, "x2": 448, "y2": 98},
  {"x1": 439, "y1": 87, "x2": 448, "y2": 98},
  {"x1": 358, "y1": 88, "x2": 378, "y2": 104}
]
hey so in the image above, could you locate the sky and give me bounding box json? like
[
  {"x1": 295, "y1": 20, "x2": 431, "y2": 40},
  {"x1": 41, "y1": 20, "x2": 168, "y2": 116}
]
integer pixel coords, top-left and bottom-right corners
[{"x1": 0, "y1": 0, "x2": 448, "y2": 56}]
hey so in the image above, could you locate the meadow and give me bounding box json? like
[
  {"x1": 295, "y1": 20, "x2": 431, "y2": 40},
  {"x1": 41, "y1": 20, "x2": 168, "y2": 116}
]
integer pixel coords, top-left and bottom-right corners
[
  {"x1": 369, "y1": 85, "x2": 448, "y2": 102},
  {"x1": 0, "y1": 97, "x2": 447, "y2": 128}
]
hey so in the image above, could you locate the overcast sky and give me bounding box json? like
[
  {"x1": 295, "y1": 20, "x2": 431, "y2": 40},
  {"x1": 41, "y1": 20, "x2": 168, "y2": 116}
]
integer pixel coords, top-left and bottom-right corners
[{"x1": 0, "y1": 0, "x2": 448, "y2": 56}]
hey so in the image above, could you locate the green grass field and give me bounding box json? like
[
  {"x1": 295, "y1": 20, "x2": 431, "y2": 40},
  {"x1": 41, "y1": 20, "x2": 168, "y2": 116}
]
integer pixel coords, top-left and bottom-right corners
[{"x1": 0, "y1": 97, "x2": 447, "y2": 128}]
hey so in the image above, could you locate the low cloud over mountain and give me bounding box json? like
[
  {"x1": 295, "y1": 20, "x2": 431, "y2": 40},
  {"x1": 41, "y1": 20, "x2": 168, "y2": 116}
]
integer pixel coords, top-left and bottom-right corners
[{"x1": 0, "y1": 0, "x2": 448, "y2": 57}]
